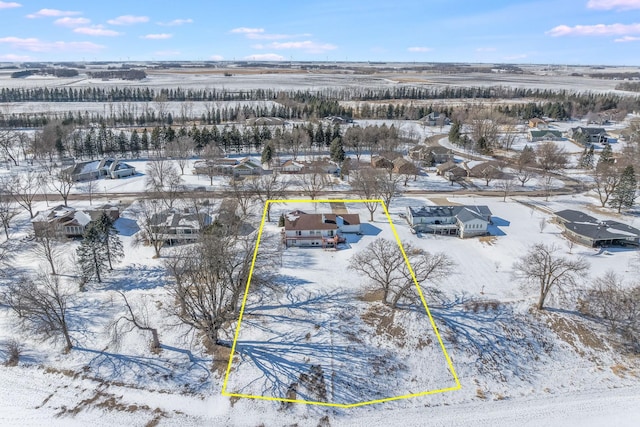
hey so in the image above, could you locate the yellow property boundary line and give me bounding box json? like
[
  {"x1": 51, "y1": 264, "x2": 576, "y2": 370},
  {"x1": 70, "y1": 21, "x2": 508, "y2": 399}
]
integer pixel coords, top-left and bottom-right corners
[{"x1": 221, "y1": 199, "x2": 461, "y2": 408}]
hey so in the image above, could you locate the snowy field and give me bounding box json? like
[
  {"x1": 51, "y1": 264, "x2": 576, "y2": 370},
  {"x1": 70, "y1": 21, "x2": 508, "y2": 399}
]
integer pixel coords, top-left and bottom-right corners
[
  {"x1": 0, "y1": 190, "x2": 638, "y2": 426},
  {"x1": 0, "y1": 65, "x2": 638, "y2": 95}
]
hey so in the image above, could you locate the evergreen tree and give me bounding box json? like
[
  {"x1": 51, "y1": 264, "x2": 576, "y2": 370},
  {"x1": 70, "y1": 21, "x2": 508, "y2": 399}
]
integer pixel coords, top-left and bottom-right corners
[
  {"x1": 597, "y1": 143, "x2": 614, "y2": 169},
  {"x1": 130, "y1": 130, "x2": 141, "y2": 158},
  {"x1": 329, "y1": 137, "x2": 345, "y2": 163},
  {"x1": 580, "y1": 145, "x2": 595, "y2": 169},
  {"x1": 77, "y1": 224, "x2": 109, "y2": 284},
  {"x1": 610, "y1": 165, "x2": 637, "y2": 213},
  {"x1": 141, "y1": 128, "x2": 150, "y2": 154},
  {"x1": 448, "y1": 121, "x2": 461, "y2": 145},
  {"x1": 261, "y1": 142, "x2": 274, "y2": 167},
  {"x1": 95, "y1": 212, "x2": 124, "y2": 270}
]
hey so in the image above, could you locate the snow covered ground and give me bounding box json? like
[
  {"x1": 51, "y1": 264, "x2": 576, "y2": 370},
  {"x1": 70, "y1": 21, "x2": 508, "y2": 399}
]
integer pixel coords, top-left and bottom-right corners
[{"x1": 1, "y1": 191, "x2": 638, "y2": 426}]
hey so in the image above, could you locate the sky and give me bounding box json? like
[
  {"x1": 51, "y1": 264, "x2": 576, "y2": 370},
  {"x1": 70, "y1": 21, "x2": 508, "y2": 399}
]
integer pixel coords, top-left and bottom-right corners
[{"x1": 0, "y1": 0, "x2": 639, "y2": 65}]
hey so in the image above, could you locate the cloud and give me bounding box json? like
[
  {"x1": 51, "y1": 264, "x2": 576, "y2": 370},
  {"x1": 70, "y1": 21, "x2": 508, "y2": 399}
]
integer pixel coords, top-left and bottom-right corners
[
  {"x1": 158, "y1": 18, "x2": 193, "y2": 26},
  {"x1": 0, "y1": 36, "x2": 104, "y2": 52},
  {"x1": 107, "y1": 15, "x2": 149, "y2": 25},
  {"x1": 476, "y1": 47, "x2": 497, "y2": 52},
  {"x1": 244, "y1": 53, "x2": 284, "y2": 61},
  {"x1": 0, "y1": 53, "x2": 30, "y2": 61},
  {"x1": 257, "y1": 40, "x2": 336, "y2": 53},
  {"x1": 231, "y1": 27, "x2": 311, "y2": 40},
  {"x1": 140, "y1": 33, "x2": 172, "y2": 40},
  {"x1": 54, "y1": 17, "x2": 90, "y2": 27},
  {"x1": 407, "y1": 46, "x2": 432, "y2": 52},
  {"x1": 0, "y1": 2, "x2": 21, "y2": 9},
  {"x1": 74, "y1": 26, "x2": 121, "y2": 37},
  {"x1": 587, "y1": 0, "x2": 640, "y2": 10},
  {"x1": 230, "y1": 27, "x2": 264, "y2": 34},
  {"x1": 210, "y1": 55, "x2": 224, "y2": 60},
  {"x1": 614, "y1": 35, "x2": 640, "y2": 41},
  {"x1": 547, "y1": 22, "x2": 640, "y2": 36},
  {"x1": 27, "y1": 8, "x2": 81, "y2": 18}
]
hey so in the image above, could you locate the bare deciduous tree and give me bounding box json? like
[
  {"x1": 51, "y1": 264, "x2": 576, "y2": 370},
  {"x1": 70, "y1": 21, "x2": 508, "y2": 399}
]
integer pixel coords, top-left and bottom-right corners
[
  {"x1": 0, "y1": 186, "x2": 18, "y2": 240},
  {"x1": 227, "y1": 177, "x2": 253, "y2": 217},
  {"x1": 579, "y1": 271, "x2": 639, "y2": 351},
  {"x1": 592, "y1": 163, "x2": 622, "y2": 207},
  {"x1": 7, "y1": 172, "x2": 40, "y2": 218},
  {"x1": 134, "y1": 199, "x2": 168, "y2": 258},
  {"x1": 32, "y1": 224, "x2": 64, "y2": 275},
  {"x1": 513, "y1": 243, "x2": 589, "y2": 310},
  {"x1": 165, "y1": 232, "x2": 256, "y2": 347},
  {"x1": 145, "y1": 159, "x2": 183, "y2": 209},
  {"x1": 50, "y1": 168, "x2": 75, "y2": 207},
  {"x1": 1, "y1": 272, "x2": 74, "y2": 352},
  {"x1": 299, "y1": 171, "x2": 328, "y2": 200},
  {"x1": 351, "y1": 168, "x2": 383, "y2": 221},
  {"x1": 536, "y1": 141, "x2": 568, "y2": 174},
  {"x1": 0, "y1": 130, "x2": 20, "y2": 166},
  {"x1": 349, "y1": 238, "x2": 454, "y2": 309},
  {"x1": 247, "y1": 174, "x2": 287, "y2": 222},
  {"x1": 166, "y1": 136, "x2": 194, "y2": 175},
  {"x1": 109, "y1": 291, "x2": 161, "y2": 352}
]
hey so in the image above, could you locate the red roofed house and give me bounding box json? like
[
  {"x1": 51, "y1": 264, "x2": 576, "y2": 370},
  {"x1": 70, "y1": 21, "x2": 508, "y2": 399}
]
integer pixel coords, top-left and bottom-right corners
[{"x1": 282, "y1": 210, "x2": 361, "y2": 248}]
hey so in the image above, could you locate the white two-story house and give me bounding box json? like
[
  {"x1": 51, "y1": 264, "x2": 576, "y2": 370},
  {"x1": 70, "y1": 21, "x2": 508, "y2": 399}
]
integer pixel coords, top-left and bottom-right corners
[{"x1": 282, "y1": 210, "x2": 361, "y2": 248}]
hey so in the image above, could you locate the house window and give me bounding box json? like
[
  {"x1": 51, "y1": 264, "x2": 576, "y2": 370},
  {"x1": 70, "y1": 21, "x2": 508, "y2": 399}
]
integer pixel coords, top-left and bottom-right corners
[{"x1": 296, "y1": 230, "x2": 302, "y2": 236}]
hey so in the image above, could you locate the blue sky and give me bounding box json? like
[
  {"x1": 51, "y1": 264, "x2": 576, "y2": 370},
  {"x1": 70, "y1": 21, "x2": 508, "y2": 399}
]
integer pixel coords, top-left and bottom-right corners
[{"x1": 0, "y1": 0, "x2": 638, "y2": 64}]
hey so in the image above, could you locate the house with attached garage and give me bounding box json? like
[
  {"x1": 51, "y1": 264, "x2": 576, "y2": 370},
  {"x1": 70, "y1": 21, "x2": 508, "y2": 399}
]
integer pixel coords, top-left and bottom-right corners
[
  {"x1": 64, "y1": 158, "x2": 136, "y2": 181},
  {"x1": 31, "y1": 204, "x2": 120, "y2": 238},
  {"x1": 282, "y1": 210, "x2": 361, "y2": 248},
  {"x1": 528, "y1": 129, "x2": 563, "y2": 142},
  {"x1": 146, "y1": 208, "x2": 213, "y2": 244},
  {"x1": 554, "y1": 209, "x2": 640, "y2": 247},
  {"x1": 406, "y1": 205, "x2": 492, "y2": 238}
]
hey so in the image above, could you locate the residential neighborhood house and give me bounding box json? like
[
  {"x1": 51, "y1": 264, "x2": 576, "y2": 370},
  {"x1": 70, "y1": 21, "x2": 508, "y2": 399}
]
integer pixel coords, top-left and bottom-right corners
[
  {"x1": 409, "y1": 145, "x2": 455, "y2": 165},
  {"x1": 528, "y1": 118, "x2": 549, "y2": 129},
  {"x1": 282, "y1": 210, "x2": 361, "y2": 248},
  {"x1": 192, "y1": 157, "x2": 263, "y2": 177},
  {"x1": 528, "y1": 130, "x2": 563, "y2": 142},
  {"x1": 570, "y1": 127, "x2": 610, "y2": 145},
  {"x1": 65, "y1": 158, "x2": 136, "y2": 181},
  {"x1": 406, "y1": 205, "x2": 492, "y2": 238},
  {"x1": 420, "y1": 112, "x2": 451, "y2": 127},
  {"x1": 32, "y1": 204, "x2": 120, "y2": 238},
  {"x1": 146, "y1": 208, "x2": 213, "y2": 245},
  {"x1": 555, "y1": 210, "x2": 640, "y2": 247}
]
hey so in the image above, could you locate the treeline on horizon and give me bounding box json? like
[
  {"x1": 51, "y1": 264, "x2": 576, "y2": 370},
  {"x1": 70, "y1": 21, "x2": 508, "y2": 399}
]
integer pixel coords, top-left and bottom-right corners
[{"x1": 0, "y1": 86, "x2": 638, "y2": 129}]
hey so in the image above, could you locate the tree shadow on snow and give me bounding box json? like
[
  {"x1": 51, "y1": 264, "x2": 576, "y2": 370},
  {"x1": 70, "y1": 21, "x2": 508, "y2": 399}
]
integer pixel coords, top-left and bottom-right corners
[
  {"x1": 414, "y1": 295, "x2": 555, "y2": 382},
  {"x1": 231, "y1": 282, "x2": 406, "y2": 405},
  {"x1": 100, "y1": 264, "x2": 168, "y2": 291},
  {"x1": 114, "y1": 218, "x2": 139, "y2": 237},
  {"x1": 74, "y1": 346, "x2": 211, "y2": 392}
]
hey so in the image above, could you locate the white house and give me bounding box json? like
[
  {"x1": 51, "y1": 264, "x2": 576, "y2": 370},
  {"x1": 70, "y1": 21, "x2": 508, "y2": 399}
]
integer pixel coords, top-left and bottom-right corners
[
  {"x1": 406, "y1": 205, "x2": 492, "y2": 238},
  {"x1": 65, "y1": 158, "x2": 136, "y2": 181},
  {"x1": 282, "y1": 210, "x2": 361, "y2": 248}
]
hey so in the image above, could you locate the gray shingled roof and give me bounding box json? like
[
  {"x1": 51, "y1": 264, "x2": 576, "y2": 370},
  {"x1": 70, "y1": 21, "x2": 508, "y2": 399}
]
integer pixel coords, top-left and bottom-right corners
[
  {"x1": 555, "y1": 209, "x2": 598, "y2": 224},
  {"x1": 409, "y1": 205, "x2": 492, "y2": 222}
]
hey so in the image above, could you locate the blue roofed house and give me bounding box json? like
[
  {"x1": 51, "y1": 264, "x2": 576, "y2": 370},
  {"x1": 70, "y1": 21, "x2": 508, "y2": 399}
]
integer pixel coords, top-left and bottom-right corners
[{"x1": 406, "y1": 205, "x2": 492, "y2": 238}]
